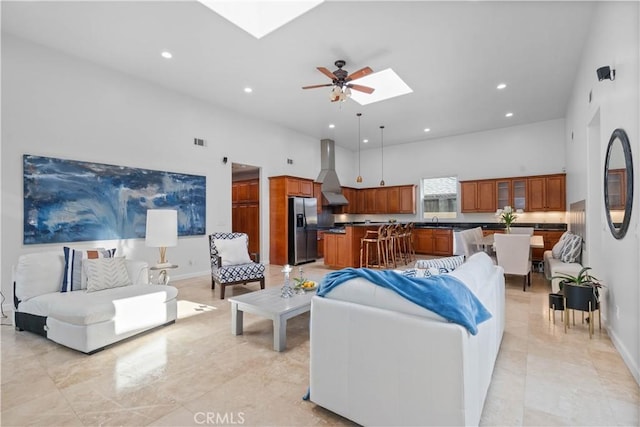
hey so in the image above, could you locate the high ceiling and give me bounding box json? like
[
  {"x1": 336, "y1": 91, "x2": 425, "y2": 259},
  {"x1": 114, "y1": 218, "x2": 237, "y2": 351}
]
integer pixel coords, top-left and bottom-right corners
[{"x1": 1, "y1": 1, "x2": 595, "y2": 150}]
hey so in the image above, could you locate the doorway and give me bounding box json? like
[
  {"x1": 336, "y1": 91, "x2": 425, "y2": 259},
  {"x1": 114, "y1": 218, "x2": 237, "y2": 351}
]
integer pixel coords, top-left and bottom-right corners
[{"x1": 231, "y1": 163, "x2": 260, "y2": 256}]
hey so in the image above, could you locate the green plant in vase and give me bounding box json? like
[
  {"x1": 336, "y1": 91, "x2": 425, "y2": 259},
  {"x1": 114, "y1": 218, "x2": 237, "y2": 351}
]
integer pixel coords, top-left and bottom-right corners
[{"x1": 496, "y1": 206, "x2": 517, "y2": 233}]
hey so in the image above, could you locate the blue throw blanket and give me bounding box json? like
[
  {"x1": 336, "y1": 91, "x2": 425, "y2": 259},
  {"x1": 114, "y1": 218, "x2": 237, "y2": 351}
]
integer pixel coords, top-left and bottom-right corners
[{"x1": 317, "y1": 268, "x2": 491, "y2": 335}]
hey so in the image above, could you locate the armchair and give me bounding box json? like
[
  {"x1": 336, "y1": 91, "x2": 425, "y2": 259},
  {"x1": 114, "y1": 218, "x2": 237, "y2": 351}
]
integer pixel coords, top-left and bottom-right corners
[{"x1": 208, "y1": 233, "x2": 265, "y2": 299}]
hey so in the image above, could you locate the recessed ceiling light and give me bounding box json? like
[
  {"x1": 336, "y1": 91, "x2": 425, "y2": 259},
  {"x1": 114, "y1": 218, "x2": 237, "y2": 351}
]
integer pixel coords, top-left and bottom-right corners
[
  {"x1": 497, "y1": 83, "x2": 507, "y2": 90},
  {"x1": 363, "y1": 139, "x2": 369, "y2": 143},
  {"x1": 505, "y1": 112, "x2": 514, "y2": 117},
  {"x1": 244, "y1": 87, "x2": 253, "y2": 93},
  {"x1": 424, "y1": 128, "x2": 431, "y2": 132},
  {"x1": 328, "y1": 124, "x2": 335, "y2": 129},
  {"x1": 161, "y1": 51, "x2": 172, "y2": 59}
]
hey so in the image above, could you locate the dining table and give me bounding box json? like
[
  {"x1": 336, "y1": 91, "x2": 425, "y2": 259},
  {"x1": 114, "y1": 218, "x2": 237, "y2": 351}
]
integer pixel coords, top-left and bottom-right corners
[{"x1": 476, "y1": 233, "x2": 544, "y2": 251}]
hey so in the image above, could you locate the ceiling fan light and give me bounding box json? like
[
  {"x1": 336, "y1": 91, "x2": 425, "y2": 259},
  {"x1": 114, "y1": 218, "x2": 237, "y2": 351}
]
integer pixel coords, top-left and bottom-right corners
[{"x1": 344, "y1": 86, "x2": 352, "y2": 97}]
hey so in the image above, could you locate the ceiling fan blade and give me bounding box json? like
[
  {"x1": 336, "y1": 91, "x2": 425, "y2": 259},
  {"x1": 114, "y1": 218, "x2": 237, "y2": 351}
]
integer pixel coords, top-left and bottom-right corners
[
  {"x1": 302, "y1": 83, "x2": 333, "y2": 89},
  {"x1": 317, "y1": 67, "x2": 337, "y2": 80},
  {"x1": 348, "y1": 84, "x2": 375, "y2": 94},
  {"x1": 331, "y1": 95, "x2": 341, "y2": 102},
  {"x1": 346, "y1": 66, "x2": 373, "y2": 82}
]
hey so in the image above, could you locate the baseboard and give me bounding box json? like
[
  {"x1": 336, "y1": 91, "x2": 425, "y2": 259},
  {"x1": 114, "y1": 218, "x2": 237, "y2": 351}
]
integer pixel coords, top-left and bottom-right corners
[
  {"x1": 606, "y1": 323, "x2": 640, "y2": 386},
  {"x1": 171, "y1": 270, "x2": 211, "y2": 282}
]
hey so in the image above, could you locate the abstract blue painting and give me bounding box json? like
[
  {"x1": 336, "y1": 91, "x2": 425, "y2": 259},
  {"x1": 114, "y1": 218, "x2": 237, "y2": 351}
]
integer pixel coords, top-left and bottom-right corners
[{"x1": 23, "y1": 155, "x2": 206, "y2": 244}]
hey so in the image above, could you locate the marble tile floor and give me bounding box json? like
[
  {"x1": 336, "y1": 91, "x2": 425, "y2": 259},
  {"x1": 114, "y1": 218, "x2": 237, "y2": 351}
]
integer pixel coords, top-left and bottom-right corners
[{"x1": 1, "y1": 260, "x2": 638, "y2": 426}]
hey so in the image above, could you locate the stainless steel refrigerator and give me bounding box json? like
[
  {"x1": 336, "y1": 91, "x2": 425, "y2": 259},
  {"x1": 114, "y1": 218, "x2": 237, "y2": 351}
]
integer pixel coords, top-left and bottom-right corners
[{"x1": 288, "y1": 197, "x2": 318, "y2": 265}]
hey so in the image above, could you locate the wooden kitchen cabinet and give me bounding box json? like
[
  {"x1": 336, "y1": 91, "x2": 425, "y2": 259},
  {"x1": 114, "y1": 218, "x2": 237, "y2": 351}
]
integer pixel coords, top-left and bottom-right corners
[
  {"x1": 324, "y1": 233, "x2": 350, "y2": 269},
  {"x1": 335, "y1": 187, "x2": 358, "y2": 214},
  {"x1": 413, "y1": 228, "x2": 434, "y2": 254},
  {"x1": 433, "y1": 229, "x2": 453, "y2": 255},
  {"x1": 269, "y1": 175, "x2": 315, "y2": 265},
  {"x1": 317, "y1": 231, "x2": 325, "y2": 258},
  {"x1": 496, "y1": 178, "x2": 527, "y2": 211},
  {"x1": 350, "y1": 185, "x2": 415, "y2": 214},
  {"x1": 531, "y1": 230, "x2": 565, "y2": 261},
  {"x1": 413, "y1": 228, "x2": 453, "y2": 256},
  {"x1": 464, "y1": 173, "x2": 565, "y2": 212},
  {"x1": 232, "y1": 178, "x2": 260, "y2": 255},
  {"x1": 313, "y1": 182, "x2": 323, "y2": 213},
  {"x1": 606, "y1": 169, "x2": 626, "y2": 209},
  {"x1": 527, "y1": 174, "x2": 565, "y2": 211},
  {"x1": 286, "y1": 177, "x2": 313, "y2": 197},
  {"x1": 461, "y1": 180, "x2": 496, "y2": 212},
  {"x1": 398, "y1": 185, "x2": 416, "y2": 213}
]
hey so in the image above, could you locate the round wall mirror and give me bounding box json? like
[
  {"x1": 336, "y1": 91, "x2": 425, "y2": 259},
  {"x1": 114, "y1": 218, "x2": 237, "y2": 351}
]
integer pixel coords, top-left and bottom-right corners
[{"x1": 604, "y1": 128, "x2": 633, "y2": 239}]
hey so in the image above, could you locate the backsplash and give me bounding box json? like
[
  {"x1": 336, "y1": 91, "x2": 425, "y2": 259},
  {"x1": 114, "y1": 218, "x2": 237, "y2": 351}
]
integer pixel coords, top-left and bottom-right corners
[{"x1": 335, "y1": 211, "x2": 568, "y2": 225}]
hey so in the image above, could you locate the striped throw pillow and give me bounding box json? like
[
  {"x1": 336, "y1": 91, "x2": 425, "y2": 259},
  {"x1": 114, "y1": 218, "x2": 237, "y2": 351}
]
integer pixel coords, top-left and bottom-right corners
[
  {"x1": 62, "y1": 247, "x2": 115, "y2": 292},
  {"x1": 414, "y1": 255, "x2": 465, "y2": 271},
  {"x1": 85, "y1": 257, "x2": 131, "y2": 292}
]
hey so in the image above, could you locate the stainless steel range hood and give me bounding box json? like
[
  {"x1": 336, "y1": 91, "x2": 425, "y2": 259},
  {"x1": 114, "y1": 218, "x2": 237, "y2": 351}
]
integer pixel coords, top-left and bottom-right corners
[{"x1": 316, "y1": 139, "x2": 349, "y2": 206}]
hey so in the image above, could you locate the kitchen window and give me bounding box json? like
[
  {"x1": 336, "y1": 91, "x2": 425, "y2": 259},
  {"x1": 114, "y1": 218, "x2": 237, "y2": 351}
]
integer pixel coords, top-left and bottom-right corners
[{"x1": 422, "y1": 176, "x2": 458, "y2": 219}]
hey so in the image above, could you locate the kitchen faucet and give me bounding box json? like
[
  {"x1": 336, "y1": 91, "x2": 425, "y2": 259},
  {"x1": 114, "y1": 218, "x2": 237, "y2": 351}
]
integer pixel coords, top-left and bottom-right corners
[{"x1": 432, "y1": 216, "x2": 439, "y2": 224}]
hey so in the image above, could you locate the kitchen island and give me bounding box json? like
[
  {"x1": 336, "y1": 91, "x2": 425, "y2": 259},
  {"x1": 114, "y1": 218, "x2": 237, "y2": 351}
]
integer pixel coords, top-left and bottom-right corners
[
  {"x1": 322, "y1": 222, "x2": 567, "y2": 269},
  {"x1": 323, "y1": 223, "x2": 454, "y2": 269}
]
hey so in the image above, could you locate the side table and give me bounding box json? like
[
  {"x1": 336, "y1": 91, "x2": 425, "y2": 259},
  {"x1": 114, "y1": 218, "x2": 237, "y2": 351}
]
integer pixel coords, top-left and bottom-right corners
[{"x1": 150, "y1": 264, "x2": 178, "y2": 285}]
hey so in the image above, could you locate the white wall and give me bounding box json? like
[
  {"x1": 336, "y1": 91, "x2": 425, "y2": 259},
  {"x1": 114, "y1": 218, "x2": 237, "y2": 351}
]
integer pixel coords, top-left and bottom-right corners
[
  {"x1": 564, "y1": 2, "x2": 639, "y2": 383},
  {"x1": 0, "y1": 35, "x2": 354, "y2": 301},
  {"x1": 343, "y1": 119, "x2": 567, "y2": 224}
]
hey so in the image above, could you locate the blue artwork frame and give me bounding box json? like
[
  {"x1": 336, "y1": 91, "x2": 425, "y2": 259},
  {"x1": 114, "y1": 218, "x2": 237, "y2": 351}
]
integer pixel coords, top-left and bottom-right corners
[{"x1": 23, "y1": 155, "x2": 206, "y2": 244}]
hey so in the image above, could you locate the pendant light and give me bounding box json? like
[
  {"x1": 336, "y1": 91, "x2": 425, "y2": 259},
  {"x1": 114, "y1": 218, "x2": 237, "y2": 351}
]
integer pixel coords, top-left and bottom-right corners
[
  {"x1": 379, "y1": 125, "x2": 385, "y2": 186},
  {"x1": 356, "y1": 113, "x2": 363, "y2": 183}
]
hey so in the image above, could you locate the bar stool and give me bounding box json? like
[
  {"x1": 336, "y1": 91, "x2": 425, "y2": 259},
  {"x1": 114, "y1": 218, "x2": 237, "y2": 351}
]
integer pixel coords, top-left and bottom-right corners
[
  {"x1": 360, "y1": 225, "x2": 389, "y2": 268},
  {"x1": 391, "y1": 223, "x2": 407, "y2": 266},
  {"x1": 404, "y1": 222, "x2": 416, "y2": 263}
]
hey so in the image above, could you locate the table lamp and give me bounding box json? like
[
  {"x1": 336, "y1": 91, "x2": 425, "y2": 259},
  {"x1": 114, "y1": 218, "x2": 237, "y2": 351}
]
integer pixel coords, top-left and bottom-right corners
[{"x1": 145, "y1": 209, "x2": 178, "y2": 267}]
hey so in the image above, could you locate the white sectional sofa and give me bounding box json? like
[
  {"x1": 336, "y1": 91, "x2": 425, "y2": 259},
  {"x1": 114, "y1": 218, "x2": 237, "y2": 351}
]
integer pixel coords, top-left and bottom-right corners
[
  {"x1": 309, "y1": 252, "x2": 505, "y2": 426},
  {"x1": 12, "y1": 251, "x2": 178, "y2": 354}
]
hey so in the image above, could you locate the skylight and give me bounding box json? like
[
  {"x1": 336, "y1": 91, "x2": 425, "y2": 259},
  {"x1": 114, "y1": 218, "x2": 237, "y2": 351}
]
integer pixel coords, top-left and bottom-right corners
[
  {"x1": 349, "y1": 68, "x2": 413, "y2": 106},
  {"x1": 198, "y1": 0, "x2": 324, "y2": 39}
]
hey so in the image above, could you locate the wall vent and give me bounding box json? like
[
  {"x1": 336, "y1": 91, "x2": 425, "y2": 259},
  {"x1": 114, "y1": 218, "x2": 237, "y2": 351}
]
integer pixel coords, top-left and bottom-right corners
[{"x1": 194, "y1": 138, "x2": 206, "y2": 147}]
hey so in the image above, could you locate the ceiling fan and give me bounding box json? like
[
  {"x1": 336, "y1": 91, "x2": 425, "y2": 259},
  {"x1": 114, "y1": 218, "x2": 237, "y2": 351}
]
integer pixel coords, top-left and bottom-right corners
[{"x1": 302, "y1": 60, "x2": 375, "y2": 102}]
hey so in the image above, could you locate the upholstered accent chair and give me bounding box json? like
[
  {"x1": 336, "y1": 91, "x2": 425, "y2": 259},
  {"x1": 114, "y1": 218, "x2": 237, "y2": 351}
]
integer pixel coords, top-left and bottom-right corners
[{"x1": 208, "y1": 233, "x2": 265, "y2": 299}]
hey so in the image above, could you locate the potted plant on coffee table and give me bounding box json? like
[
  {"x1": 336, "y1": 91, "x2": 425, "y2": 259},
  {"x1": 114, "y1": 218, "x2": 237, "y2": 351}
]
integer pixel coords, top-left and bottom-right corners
[{"x1": 552, "y1": 267, "x2": 604, "y2": 337}]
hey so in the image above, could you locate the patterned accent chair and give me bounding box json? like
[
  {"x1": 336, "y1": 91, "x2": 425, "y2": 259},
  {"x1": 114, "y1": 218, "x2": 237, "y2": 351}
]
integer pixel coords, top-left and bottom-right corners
[{"x1": 209, "y1": 233, "x2": 265, "y2": 299}]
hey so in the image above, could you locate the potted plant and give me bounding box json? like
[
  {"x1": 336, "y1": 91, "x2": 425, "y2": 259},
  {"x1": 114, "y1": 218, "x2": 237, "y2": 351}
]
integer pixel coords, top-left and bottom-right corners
[{"x1": 552, "y1": 267, "x2": 604, "y2": 336}]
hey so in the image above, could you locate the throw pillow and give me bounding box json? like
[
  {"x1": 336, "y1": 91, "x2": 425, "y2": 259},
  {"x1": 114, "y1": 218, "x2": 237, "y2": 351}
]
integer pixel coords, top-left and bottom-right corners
[
  {"x1": 551, "y1": 231, "x2": 571, "y2": 259},
  {"x1": 62, "y1": 247, "x2": 115, "y2": 292},
  {"x1": 214, "y1": 237, "x2": 252, "y2": 266},
  {"x1": 414, "y1": 255, "x2": 464, "y2": 271},
  {"x1": 85, "y1": 257, "x2": 131, "y2": 292},
  {"x1": 560, "y1": 234, "x2": 582, "y2": 263},
  {"x1": 400, "y1": 268, "x2": 429, "y2": 277}
]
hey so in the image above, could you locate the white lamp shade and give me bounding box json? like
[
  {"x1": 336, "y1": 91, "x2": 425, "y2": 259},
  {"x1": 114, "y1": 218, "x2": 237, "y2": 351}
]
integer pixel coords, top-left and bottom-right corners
[{"x1": 145, "y1": 209, "x2": 178, "y2": 247}]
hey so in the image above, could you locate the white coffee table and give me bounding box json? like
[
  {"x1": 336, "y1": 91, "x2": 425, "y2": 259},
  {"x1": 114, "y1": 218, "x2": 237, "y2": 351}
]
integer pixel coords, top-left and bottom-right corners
[{"x1": 228, "y1": 287, "x2": 317, "y2": 351}]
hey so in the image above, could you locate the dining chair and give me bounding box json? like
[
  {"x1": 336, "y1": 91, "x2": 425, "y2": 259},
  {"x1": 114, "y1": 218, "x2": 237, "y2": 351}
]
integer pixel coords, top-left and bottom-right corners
[
  {"x1": 494, "y1": 233, "x2": 532, "y2": 291},
  {"x1": 510, "y1": 227, "x2": 535, "y2": 236}
]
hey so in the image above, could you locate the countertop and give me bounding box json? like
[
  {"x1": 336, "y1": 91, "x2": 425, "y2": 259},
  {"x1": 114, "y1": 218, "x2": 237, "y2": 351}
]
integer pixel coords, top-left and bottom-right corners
[{"x1": 332, "y1": 221, "x2": 567, "y2": 232}]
